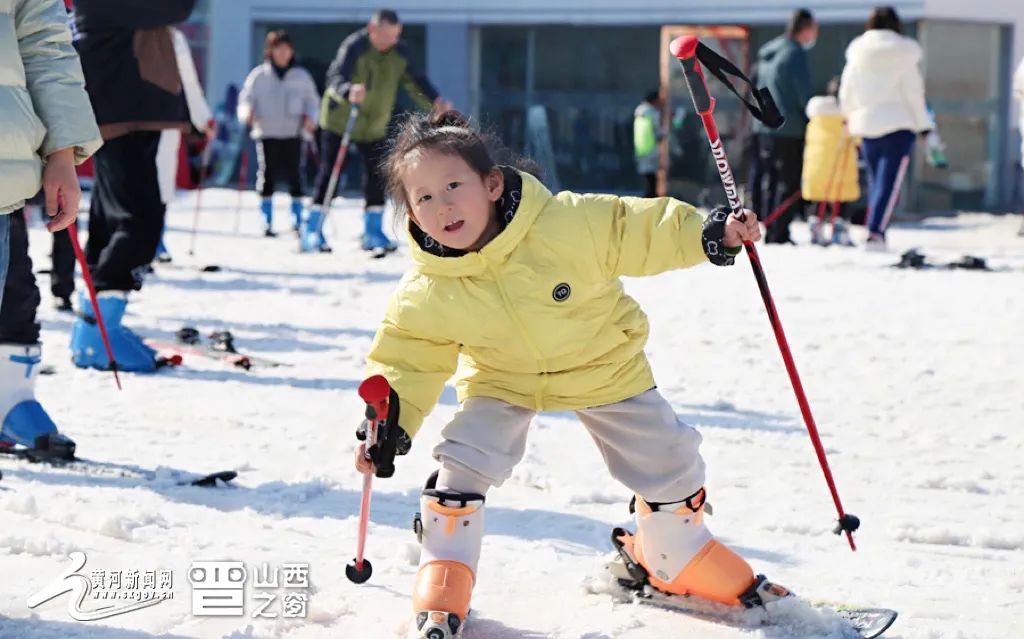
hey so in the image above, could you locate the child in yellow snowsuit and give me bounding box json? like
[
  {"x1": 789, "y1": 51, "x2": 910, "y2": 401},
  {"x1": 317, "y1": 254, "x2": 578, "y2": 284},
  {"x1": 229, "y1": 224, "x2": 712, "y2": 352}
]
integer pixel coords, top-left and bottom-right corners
[
  {"x1": 802, "y1": 78, "x2": 860, "y2": 246},
  {"x1": 355, "y1": 110, "x2": 766, "y2": 638}
]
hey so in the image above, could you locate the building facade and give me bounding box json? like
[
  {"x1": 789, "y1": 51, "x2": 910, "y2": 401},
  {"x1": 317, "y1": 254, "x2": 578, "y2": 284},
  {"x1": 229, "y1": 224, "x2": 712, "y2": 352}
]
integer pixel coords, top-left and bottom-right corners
[{"x1": 189, "y1": 0, "x2": 1022, "y2": 212}]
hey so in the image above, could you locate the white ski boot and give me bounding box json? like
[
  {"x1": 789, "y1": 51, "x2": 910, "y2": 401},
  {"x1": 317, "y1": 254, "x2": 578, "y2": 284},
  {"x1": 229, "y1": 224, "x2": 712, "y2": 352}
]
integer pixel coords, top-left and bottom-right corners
[{"x1": 409, "y1": 473, "x2": 485, "y2": 638}]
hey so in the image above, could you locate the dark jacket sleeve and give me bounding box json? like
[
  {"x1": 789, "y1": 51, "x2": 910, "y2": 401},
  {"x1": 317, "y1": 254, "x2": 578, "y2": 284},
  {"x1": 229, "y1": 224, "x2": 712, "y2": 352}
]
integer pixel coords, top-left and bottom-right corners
[
  {"x1": 790, "y1": 48, "x2": 812, "y2": 123},
  {"x1": 73, "y1": 0, "x2": 196, "y2": 31},
  {"x1": 325, "y1": 33, "x2": 367, "y2": 100},
  {"x1": 396, "y1": 42, "x2": 439, "y2": 106}
]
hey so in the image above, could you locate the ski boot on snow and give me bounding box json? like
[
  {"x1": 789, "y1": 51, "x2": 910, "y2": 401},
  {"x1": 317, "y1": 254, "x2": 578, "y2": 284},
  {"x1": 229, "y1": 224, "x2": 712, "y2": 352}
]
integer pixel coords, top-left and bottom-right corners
[
  {"x1": 830, "y1": 218, "x2": 855, "y2": 247},
  {"x1": 606, "y1": 488, "x2": 769, "y2": 608},
  {"x1": 409, "y1": 472, "x2": 484, "y2": 638},
  {"x1": 290, "y1": 199, "x2": 304, "y2": 236},
  {"x1": 809, "y1": 217, "x2": 825, "y2": 246},
  {"x1": 0, "y1": 344, "x2": 76, "y2": 460},
  {"x1": 362, "y1": 207, "x2": 397, "y2": 258},
  {"x1": 155, "y1": 234, "x2": 172, "y2": 263},
  {"x1": 259, "y1": 197, "x2": 276, "y2": 237},
  {"x1": 300, "y1": 206, "x2": 332, "y2": 253},
  {"x1": 70, "y1": 291, "x2": 158, "y2": 373}
]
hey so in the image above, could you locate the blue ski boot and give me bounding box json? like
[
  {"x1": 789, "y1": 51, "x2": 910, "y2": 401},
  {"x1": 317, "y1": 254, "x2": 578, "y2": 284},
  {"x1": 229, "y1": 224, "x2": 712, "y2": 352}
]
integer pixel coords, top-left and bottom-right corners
[
  {"x1": 260, "y1": 197, "x2": 276, "y2": 237},
  {"x1": 155, "y1": 231, "x2": 172, "y2": 263},
  {"x1": 70, "y1": 292, "x2": 157, "y2": 373},
  {"x1": 361, "y1": 207, "x2": 397, "y2": 257},
  {"x1": 291, "y1": 199, "x2": 304, "y2": 235},
  {"x1": 0, "y1": 343, "x2": 75, "y2": 460},
  {"x1": 300, "y1": 205, "x2": 331, "y2": 253}
]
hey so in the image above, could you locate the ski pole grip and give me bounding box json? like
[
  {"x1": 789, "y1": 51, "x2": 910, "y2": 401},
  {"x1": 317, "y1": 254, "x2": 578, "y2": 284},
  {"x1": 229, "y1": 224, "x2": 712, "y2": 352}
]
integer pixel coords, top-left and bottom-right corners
[
  {"x1": 670, "y1": 36, "x2": 714, "y2": 115},
  {"x1": 359, "y1": 375, "x2": 391, "y2": 444}
]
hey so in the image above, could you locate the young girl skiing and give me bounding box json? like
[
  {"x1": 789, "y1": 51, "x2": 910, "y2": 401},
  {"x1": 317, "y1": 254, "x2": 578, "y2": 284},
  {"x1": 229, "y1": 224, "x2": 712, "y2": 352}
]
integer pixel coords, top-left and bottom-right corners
[
  {"x1": 802, "y1": 77, "x2": 860, "y2": 246},
  {"x1": 355, "y1": 111, "x2": 763, "y2": 638}
]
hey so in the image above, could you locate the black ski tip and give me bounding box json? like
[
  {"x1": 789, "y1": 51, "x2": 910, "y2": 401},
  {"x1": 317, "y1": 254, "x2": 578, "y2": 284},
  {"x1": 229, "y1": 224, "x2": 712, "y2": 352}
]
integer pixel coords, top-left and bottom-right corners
[
  {"x1": 201, "y1": 265, "x2": 222, "y2": 272},
  {"x1": 345, "y1": 558, "x2": 373, "y2": 583},
  {"x1": 189, "y1": 470, "x2": 238, "y2": 487}
]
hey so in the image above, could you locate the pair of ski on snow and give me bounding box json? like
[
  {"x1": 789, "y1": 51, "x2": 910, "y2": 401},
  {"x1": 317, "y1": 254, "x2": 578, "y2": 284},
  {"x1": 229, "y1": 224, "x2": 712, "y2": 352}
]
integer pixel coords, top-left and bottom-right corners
[{"x1": 146, "y1": 327, "x2": 287, "y2": 371}]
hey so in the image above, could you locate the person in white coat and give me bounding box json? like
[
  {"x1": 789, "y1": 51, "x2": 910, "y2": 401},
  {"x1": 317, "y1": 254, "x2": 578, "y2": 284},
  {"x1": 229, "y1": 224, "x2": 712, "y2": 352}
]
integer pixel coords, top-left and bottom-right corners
[
  {"x1": 238, "y1": 30, "x2": 320, "y2": 237},
  {"x1": 839, "y1": 7, "x2": 930, "y2": 248},
  {"x1": 154, "y1": 28, "x2": 213, "y2": 262}
]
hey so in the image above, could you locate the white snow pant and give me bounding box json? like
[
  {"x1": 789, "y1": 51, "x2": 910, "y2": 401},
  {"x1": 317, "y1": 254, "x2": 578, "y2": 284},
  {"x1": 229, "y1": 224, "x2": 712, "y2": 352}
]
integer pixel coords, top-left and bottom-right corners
[{"x1": 432, "y1": 388, "x2": 705, "y2": 503}]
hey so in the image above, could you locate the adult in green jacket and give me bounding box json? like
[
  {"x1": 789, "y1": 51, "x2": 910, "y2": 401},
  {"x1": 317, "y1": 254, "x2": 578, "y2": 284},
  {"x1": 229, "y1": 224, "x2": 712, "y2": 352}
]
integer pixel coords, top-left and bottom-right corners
[
  {"x1": 751, "y1": 8, "x2": 817, "y2": 244},
  {"x1": 1, "y1": 0, "x2": 102, "y2": 459},
  {"x1": 302, "y1": 9, "x2": 450, "y2": 254}
]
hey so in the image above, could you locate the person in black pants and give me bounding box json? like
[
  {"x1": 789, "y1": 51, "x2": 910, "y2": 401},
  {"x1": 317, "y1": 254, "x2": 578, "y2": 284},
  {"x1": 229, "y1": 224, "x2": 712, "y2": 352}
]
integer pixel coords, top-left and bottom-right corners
[
  {"x1": 305, "y1": 9, "x2": 451, "y2": 254},
  {"x1": 237, "y1": 30, "x2": 320, "y2": 238},
  {"x1": 69, "y1": 0, "x2": 197, "y2": 372},
  {"x1": 751, "y1": 9, "x2": 817, "y2": 243}
]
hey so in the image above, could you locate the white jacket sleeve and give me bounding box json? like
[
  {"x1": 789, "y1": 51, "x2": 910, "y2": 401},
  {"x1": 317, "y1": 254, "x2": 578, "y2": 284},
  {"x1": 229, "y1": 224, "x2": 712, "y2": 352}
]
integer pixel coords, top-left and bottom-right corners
[
  {"x1": 172, "y1": 29, "x2": 212, "y2": 132},
  {"x1": 838, "y1": 66, "x2": 856, "y2": 119},
  {"x1": 16, "y1": 0, "x2": 102, "y2": 161},
  {"x1": 899, "y1": 64, "x2": 931, "y2": 133},
  {"x1": 237, "y1": 68, "x2": 258, "y2": 124},
  {"x1": 302, "y1": 71, "x2": 320, "y2": 123}
]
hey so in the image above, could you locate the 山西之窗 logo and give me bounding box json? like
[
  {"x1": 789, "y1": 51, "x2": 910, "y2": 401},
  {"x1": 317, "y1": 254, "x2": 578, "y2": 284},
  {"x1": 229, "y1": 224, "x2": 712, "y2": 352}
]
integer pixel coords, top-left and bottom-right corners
[{"x1": 28, "y1": 552, "x2": 174, "y2": 621}]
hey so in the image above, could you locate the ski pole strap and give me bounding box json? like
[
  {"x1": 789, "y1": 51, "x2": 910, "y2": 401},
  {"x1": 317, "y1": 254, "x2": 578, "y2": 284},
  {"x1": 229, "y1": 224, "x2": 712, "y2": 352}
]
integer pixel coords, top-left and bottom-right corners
[{"x1": 694, "y1": 42, "x2": 784, "y2": 129}]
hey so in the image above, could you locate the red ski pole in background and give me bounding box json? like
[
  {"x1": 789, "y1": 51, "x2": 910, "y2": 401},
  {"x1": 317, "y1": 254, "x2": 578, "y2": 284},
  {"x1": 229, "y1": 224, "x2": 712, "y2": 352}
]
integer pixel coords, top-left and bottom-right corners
[
  {"x1": 188, "y1": 121, "x2": 217, "y2": 257},
  {"x1": 67, "y1": 224, "x2": 121, "y2": 391},
  {"x1": 346, "y1": 374, "x2": 391, "y2": 584},
  {"x1": 233, "y1": 138, "x2": 250, "y2": 234},
  {"x1": 670, "y1": 35, "x2": 859, "y2": 550},
  {"x1": 761, "y1": 189, "x2": 802, "y2": 228}
]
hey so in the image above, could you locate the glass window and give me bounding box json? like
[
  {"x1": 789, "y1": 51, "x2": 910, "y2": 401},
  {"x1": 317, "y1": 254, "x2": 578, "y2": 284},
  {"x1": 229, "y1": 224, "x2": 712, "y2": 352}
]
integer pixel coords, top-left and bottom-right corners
[
  {"x1": 477, "y1": 25, "x2": 660, "y2": 192},
  {"x1": 917, "y1": 19, "x2": 1007, "y2": 210}
]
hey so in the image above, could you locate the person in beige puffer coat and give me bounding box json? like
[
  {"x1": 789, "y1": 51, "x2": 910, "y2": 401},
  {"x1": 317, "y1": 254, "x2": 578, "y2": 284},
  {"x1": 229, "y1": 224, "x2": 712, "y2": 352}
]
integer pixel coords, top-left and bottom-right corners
[{"x1": 0, "y1": 0, "x2": 102, "y2": 459}]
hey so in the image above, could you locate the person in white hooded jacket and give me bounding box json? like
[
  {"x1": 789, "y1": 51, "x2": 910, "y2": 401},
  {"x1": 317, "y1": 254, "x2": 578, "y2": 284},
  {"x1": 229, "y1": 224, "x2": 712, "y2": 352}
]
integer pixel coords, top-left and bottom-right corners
[{"x1": 839, "y1": 7, "x2": 930, "y2": 247}]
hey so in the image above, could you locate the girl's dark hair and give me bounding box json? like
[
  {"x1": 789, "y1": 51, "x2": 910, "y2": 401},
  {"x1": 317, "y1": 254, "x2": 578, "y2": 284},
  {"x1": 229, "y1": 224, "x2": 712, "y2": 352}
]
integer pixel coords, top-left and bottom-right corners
[
  {"x1": 866, "y1": 7, "x2": 902, "y2": 33},
  {"x1": 383, "y1": 110, "x2": 540, "y2": 220},
  {"x1": 263, "y1": 30, "x2": 294, "y2": 61}
]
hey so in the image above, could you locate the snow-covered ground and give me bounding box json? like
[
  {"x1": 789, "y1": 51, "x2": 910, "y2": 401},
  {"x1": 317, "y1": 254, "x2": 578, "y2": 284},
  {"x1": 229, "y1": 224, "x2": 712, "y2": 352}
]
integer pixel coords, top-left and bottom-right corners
[{"x1": 1, "y1": 189, "x2": 1022, "y2": 639}]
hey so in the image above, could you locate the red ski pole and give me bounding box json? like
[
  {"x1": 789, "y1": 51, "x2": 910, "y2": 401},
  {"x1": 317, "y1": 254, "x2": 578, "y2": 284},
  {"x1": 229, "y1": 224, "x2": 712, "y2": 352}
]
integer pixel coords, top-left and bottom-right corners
[
  {"x1": 188, "y1": 124, "x2": 217, "y2": 256},
  {"x1": 314, "y1": 104, "x2": 360, "y2": 245},
  {"x1": 67, "y1": 224, "x2": 121, "y2": 391},
  {"x1": 761, "y1": 189, "x2": 802, "y2": 228},
  {"x1": 670, "y1": 36, "x2": 859, "y2": 550},
  {"x1": 233, "y1": 138, "x2": 250, "y2": 234},
  {"x1": 346, "y1": 374, "x2": 391, "y2": 583}
]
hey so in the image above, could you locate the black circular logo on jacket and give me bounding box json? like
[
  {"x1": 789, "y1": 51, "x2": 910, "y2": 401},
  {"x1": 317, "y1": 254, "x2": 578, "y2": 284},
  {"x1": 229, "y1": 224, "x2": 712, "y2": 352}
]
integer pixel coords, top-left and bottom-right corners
[{"x1": 552, "y1": 283, "x2": 571, "y2": 302}]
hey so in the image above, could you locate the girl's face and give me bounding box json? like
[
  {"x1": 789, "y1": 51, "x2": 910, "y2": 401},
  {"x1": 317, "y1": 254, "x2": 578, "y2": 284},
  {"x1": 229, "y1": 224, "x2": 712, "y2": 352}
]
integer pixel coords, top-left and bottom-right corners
[
  {"x1": 270, "y1": 43, "x2": 294, "y2": 67},
  {"x1": 403, "y1": 150, "x2": 504, "y2": 252}
]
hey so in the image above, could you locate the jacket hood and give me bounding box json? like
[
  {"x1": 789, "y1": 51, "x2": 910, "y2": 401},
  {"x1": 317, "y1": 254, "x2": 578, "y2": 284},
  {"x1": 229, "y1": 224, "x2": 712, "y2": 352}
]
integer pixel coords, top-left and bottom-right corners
[
  {"x1": 407, "y1": 169, "x2": 548, "y2": 277},
  {"x1": 806, "y1": 95, "x2": 842, "y2": 118},
  {"x1": 758, "y1": 35, "x2": 796, "y2": 62},
  {"x1": 845, "y1": 30, "x2": 921, "y2": 69}
]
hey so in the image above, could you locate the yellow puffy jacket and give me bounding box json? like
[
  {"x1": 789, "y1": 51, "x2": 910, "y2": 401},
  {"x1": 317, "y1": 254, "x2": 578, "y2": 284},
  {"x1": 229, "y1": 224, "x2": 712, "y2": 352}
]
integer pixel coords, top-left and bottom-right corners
[
  {"x1": 365, "y1": 171, "x2": 710, "y2": 437},
  {"x1": 801, "y1": 96, "x2": 860, "y2": 203}
]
